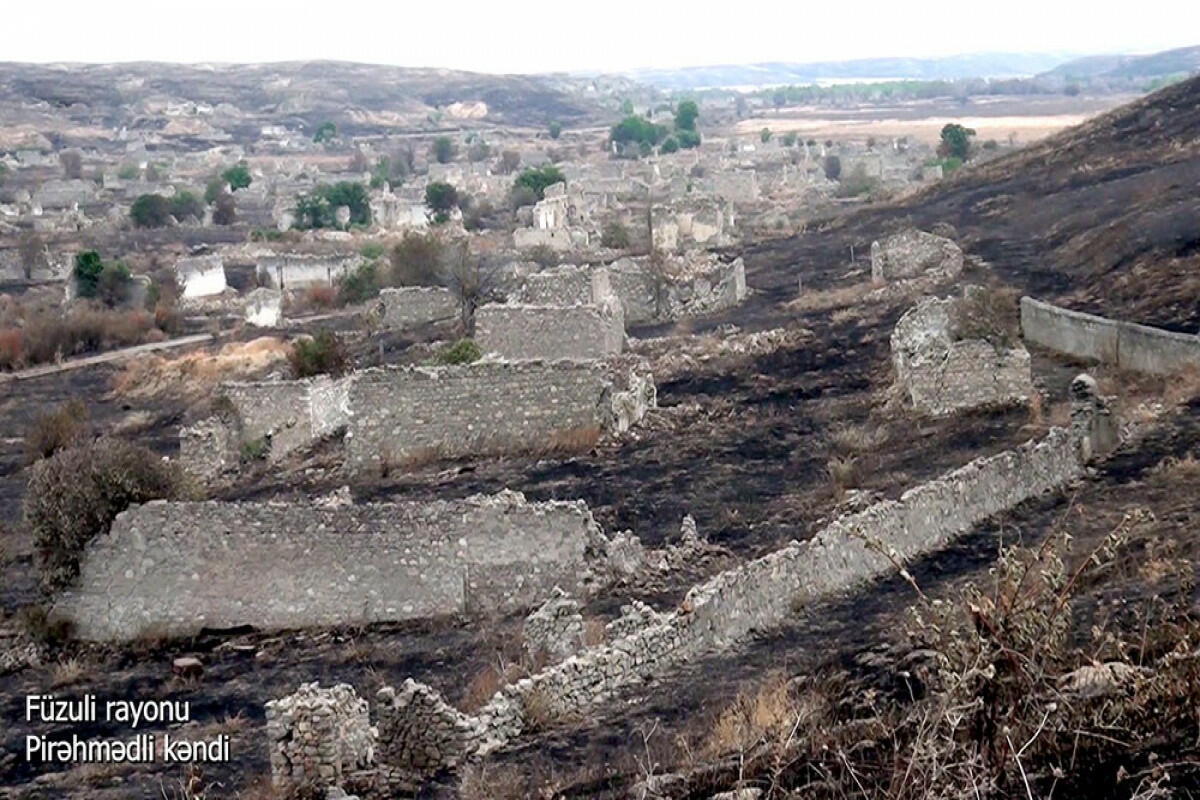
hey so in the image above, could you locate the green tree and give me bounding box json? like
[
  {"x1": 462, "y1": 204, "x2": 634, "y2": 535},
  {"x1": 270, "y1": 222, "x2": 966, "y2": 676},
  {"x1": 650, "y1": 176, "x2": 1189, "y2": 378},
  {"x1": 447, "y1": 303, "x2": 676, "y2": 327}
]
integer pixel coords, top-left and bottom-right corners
[
  {"x1": 221, "y1": 163, "x2": 252, "y2": 191},
  {"x1": 660, "y1": 137, "x2": 679, "y2": 154},
  {"x1": 390, "y1": 231, "x2": 445, "y2": 286},
  {"x1": 431, "y1": 136, "x2": 456, "y2": 164},
  {"x1": 676, "y1": 129, "x2": 702, "y2": 149},
  {"x1": 620, "y1": 98, "x2": 634, "y2": 115},
  {"x1": 293, "y1": 182, "x2": 371, "y2": 229},
  {"x1": 170, "y1": 191, "x2": 203, "y2": 222},
  {"x1": 782, "y1": 132, "x2": 798, "y2": 147},
  {"x1": 130, "y1": 194, "x2": 173, "y2": 227},
  {"x1": 760, "y1": 127, "x2": 773, "y2": 143},
  {"x1": 204, "y1": 177, "x2": 225, "y2": 205},
  {"x1": 548, "y1": 121, "x2": 562, "y2": 139},
  {"x1": 425, "y1": 182, "x2": 459, "y2": 223},
  {"x1": 313, "y1": 121, "x2": 337, "y2": 143},
  {"x1": 73, "y1": 251, "x2": 105, "y2": 297},
  {"x1": 513, "y1": 165, "x2": 566, "y2": 201},
  {"x1": 674, "y1": 100, "x2": 699, "y2": 132},
  {"x1": 938, "y1": 123, "x2": 976, "y2": 160}
]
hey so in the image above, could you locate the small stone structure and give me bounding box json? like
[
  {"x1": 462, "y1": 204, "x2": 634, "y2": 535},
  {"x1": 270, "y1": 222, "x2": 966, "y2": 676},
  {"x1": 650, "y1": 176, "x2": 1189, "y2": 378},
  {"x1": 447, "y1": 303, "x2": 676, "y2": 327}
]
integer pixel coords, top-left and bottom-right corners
[
  {"x1": 1020, "y1": 296, "x2": 1200, "y2": 376},
  {"x1": 56, "y1": 491, "x2": 605, "y2": 640},
  {"x1": 512, "y1": 264, "x2": 612, "y2": 307},
  {"x1": 257, "y1": 253, "x2": 359, "y2": 290},
  {"x1": 267, "y1": 384, "x2": 1116, "y2": 790},
  {"x1": 891, "y1": 295, "x2": 1032, "y2": 415},
  {"x1": 176, "y1": 254, "x2": 227, "y2": 299},
  {"x1": 265, "y1": 683, "x2": 375, "y2": 793},
  {"x1": 376, "y1": 286, "x2": 459, "y2": 330},
  {"x1": 870, "y1": 228, "x2": 963, "y2": 282},
  {"x1": 474, "y1": 295, "x2": 625, "y2": 362},
  {"x1": 603, "y1": 253, "x2": 747, "y2": 323},
  {"x1": 523, "y1": 588, "x2": 584, "y2": 662}
]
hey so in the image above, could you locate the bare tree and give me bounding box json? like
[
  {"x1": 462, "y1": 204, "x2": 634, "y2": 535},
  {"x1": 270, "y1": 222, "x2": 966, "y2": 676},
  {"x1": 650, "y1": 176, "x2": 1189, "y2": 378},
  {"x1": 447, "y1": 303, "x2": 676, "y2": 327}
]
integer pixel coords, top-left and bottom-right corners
[
  {"x1": 18, "y1": 231, "x2": 48, "y2": 280},
  {"x1": 440, "y1": 240, "x2": 499, "y2": 335}
]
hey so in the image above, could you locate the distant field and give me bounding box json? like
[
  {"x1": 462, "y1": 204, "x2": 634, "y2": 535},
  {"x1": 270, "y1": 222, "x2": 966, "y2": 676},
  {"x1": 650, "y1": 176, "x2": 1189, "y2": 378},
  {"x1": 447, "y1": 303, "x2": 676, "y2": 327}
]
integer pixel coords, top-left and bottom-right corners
[{"x1": 737, "y1": 92, "x2": 1140, "y2": 145}]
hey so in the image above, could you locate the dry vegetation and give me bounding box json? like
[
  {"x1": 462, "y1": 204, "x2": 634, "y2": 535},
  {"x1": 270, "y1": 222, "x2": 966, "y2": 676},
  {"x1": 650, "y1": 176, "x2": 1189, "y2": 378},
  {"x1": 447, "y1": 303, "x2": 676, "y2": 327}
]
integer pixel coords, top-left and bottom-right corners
[{"x1": 109, "y1": 337, "x2": 291, "y2": 400}]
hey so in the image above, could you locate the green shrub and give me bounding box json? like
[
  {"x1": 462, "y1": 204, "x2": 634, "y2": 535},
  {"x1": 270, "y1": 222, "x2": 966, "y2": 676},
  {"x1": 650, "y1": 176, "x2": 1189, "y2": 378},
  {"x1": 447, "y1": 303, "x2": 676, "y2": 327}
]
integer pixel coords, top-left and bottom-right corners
[
  {"x1": 431, "y1": 136, "x2": 456, "y2": 164},
  {"x1": 313, "y1": 121, "x2": 336, "y2": 143},
  {"x1": 240, "y1": 438, "x2": 268, "y2": 461},
  {"x1": 287, "y1": 330, "x2": 349, "y2": 378},
  {"x1": 676, "y1": 129, "x2": 701, "y2": 149},
  {"x1": 72, "y1": 251, "x2": 105, "y2": 297},
  {"x1": 222, "y1": 163, "x2": 252, "y2": 191},
  {"x1": 513, "y1": 166, "x2": 566, "y2": 202},
  {"x1": 130, "y1": 193, "x2": 173, "y2": 227},
  {"x1": 24, "y1": 437, "x2": 180, "y2": 594},
  {"x1": 660, "y1": 137, "x2": 679, "y2": 154},
  {"x1": 434, "y1": 339, "x2": 481, "y2": 365},
  {"x1": 97, "y1": 263, "x2": 132, "y2": 307},
  {"x1": 117, "y1": 164, "x2": 139, "y2": 180},
  {"x1": 338, "y1": 261, "x2": 382, "y2": 305},
  {"x1": 360, "y1": 242, "x2": 386, "y2": 260},
  {"x1": 600, "y1": 221, "x2": 631, "y2": 249},
  {"x1": 548, "y1": 121, "x2": 562, "y2": 139}
]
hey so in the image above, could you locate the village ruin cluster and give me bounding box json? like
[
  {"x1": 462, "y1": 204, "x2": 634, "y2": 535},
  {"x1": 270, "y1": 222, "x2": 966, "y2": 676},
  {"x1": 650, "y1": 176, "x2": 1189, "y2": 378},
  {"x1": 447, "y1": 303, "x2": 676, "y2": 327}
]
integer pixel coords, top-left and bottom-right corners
[{"x1": 1, "y1": 52, "x2": 1199, "y2": 800}]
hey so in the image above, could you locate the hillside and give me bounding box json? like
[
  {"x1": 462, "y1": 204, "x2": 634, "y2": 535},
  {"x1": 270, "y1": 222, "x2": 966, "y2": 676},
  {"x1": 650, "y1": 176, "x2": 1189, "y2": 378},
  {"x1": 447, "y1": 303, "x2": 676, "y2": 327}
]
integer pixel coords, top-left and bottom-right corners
[
  {"x1": 745, "y1": 74, "x2": 1200, "y2": 331},
  {"x1": 1045, "y1": 45, "x2": 1200, "y2": 80}
]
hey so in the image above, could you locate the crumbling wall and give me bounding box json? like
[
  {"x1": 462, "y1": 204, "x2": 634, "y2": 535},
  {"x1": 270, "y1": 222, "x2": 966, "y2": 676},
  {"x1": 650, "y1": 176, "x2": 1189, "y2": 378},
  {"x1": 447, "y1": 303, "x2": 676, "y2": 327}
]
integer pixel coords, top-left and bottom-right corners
[
  {"x1": 266, "y1": 683, "x2": 375, "y2": 793},
  {"x1": 345, "y1": 362, "x2": 635, "y2": 472},
  {"x1": 606, "y1": 254, "x2": 747, "y2": 324},
  {"x1": 56, "y1": 491, "x2": 600, "y2": 640},
  {"x1": 871, "y1": 228, "x2": 963, "y2": 282},
  {"x1": 512, "y1": 265, "x2": 611, "y2": 307},
  {"x1": 176, "y1": 254, "x2": 227, "y2": 299},
  {"x1": 377, "y1": 286, "x2": 459, "y2": 330},
  {"x1": 523, "y1": 588, "x2": 584, "y2": 662},
  {"x1": 243, "y1": 287, "x2": 282, "y2": 327},
  {"x1": 475, "y1": 298, "x2": 625, "y2": 362},
  {"x1": 892, "y1": 296, "x2": 1032, "y2": 415},
  {"x1": 336, "y1": 387, "x2": 1109, "y2": 778},
  {"x1": 258, "y1": 254, "x2": 359, "y2": 289},
  {"x1": 178, "y1": 417, "x2": 240, "y2": 484},
  {"x1": 1020, "y1": 296, "x2": 1200, "y2": 375},
  {"x1": 220, "y1": 375, "x2": 350, "y2": 461}
]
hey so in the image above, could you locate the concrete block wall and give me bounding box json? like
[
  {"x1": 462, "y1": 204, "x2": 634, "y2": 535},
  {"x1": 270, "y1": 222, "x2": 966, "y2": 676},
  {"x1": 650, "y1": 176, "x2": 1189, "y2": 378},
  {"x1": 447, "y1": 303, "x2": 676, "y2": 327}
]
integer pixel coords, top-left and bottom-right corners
[
  {"x1": 475, "y1": 300, "x2": 625, "y2": 362},
  {"x1": 377, "y1": 286, "x2": 459, "y2": 330},
  {"x1": 1021, "y1": 297, "x2": 1200, "y2": 375},
  {"x1": 55, "y1": 491, "x2": 601, "y2": 640}
]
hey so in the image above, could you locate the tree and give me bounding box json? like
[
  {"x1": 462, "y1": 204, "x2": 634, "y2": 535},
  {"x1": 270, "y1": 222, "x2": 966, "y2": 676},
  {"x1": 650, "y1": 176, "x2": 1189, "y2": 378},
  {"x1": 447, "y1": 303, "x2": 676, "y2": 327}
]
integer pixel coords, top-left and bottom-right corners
[
  {"x1": 620, "y1": 98, "x2": 634, "y2": 115},
  {"x1": 97, "y1": 263, "x2": 133, "y2": 307},
  {"x1": 823, "y1": 155, "x2": 842, "y2": 181},
  {"x1": 73, "y1": 251, "x2": 106, "y2": 297},
  {"x1": 938, "y1": 123, "x2": 976, "y2": 160},
  {"x1": 313, "y1": 121, "x2": 337, "y2": 143},
  {"x1": 677, "y1": 130, "x2": 701, "y2": 149},
  {"x1": 548, "y1": 121, "x2": 562, "y2": 139},
  {"x1": 600, "y1": 221, "x2": 631, "y2": 250},
  {"x1": 212, "y1": 192, "x2": 237, "y2": 225},
  {"x1": 782, "y1": 132, "x2": 798, "y2": 147},
  {"x1": 610, "y1": 115, "x2": 668, "y2": 150},
  {"x1": 431, "y1": 136, "x2": 456, "y2": 164},
  {"x1": 390, "y1": 232, "x2": 446, "y2": 286},
  {"x1": 130, "y1": 194, "x2": 173, "y2": 227},
  {"x1": 59, "y1": 150, "x2": 83, "y2": 180},
  {"x1": 513, "y1": 165, "x2": 566, "y2": 201},
  {"x1": 221, "y1": 163, "x2": 252, "y2": 191},
  {"x1": 425, "y1": 182, "x2": 459, "y2": 223},
  {"x1": 496, "y1": 150, "x2": 521, "y2": 175},
  {"x1": 293, "y1": 182, "x2": 371, "y2": 229},
  {"x1": 760, "y1": 127, "x2": 773, "y2": 143},
  {"x1": 674, "y1": 100, "x2": 699, "y2": 132},
  {"x1": 204, "y1": 177, "x2": 226, "y2": 205},
  {"x1": 467, "y1": 140, "x2": 491, "y2": 163},
  {"x1": 772, "y1": 89, "x2": 787, "y2": 109},
  {"x1": 18, "y1": 232, "x2": 47, "y2": 280},
  {"x1": 660, "y1": 137, "x2": 679, "y2": 154},
  {"x1": 170, "y1": 191, "x2": 204, "y2": 223}
]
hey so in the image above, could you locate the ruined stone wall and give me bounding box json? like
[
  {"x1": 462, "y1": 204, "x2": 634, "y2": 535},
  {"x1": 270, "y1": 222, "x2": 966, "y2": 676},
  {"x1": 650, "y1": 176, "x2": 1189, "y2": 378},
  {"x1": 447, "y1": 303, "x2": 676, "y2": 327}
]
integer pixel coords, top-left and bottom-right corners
[
  {"x1": 512, "y1": 265, "x2": 611, "y2": 307},
  {"x1": 176, "y1": 254, "x2": 227, "y2": 299},
  {"x1": 266, "y1": 683, "x2": 375, "y2": 792},
  {"x1": 56, "y1": 491, "x2": 599, "y2": 640},
  {"x1": 221, "y1": 375, "x2": 349, "y2": 461},
  {"x1": 1020, "y1": 296, "x2": 1200, "y2": 375},
  {"x1": 893, "y1": 296, "x2": 1032, "y2": 415},
  {"x1": 377, "y1": 287, "x2": 459, "y2": 330},
  {"x1": 339, "y1": 401, "x2": 1104, "y2": 779},
  {"x1": 871, "y1": 229, "x2": 963, "y2": 281},
  {"x1": 345, "y1": 362, "x2": 611, "y2": 471},
  {"x1": 475, "y1": 300, "x2": 625, "y2": 361},
  {"x1": 606, "y1": 255, "x2": 747, "y2": 324},
  {"x1": 258, "y1": 254, "x2": 359, "y2": 289}
]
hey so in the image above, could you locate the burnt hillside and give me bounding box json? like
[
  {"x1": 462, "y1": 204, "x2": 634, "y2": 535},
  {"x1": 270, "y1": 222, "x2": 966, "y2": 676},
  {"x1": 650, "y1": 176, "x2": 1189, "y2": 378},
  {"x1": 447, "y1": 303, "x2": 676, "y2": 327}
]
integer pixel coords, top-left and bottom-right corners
[{"x1": 751, "y1": 75, "x2": 1200, "y2": 331}]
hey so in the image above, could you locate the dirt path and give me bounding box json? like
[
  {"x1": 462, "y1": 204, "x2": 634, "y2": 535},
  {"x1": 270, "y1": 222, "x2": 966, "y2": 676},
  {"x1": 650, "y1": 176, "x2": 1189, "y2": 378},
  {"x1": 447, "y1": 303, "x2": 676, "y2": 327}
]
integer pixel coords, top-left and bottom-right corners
[{"x1": 0, "y1": 333, "x2": 218, "y2": 383}]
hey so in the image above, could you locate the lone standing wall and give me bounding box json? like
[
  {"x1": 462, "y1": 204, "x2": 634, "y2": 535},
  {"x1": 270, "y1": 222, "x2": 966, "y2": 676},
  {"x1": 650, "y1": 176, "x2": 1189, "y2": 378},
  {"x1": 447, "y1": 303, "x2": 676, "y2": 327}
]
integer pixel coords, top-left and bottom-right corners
[{"x1": 475, "y1": 300, "x2": 625, "y2": 361}]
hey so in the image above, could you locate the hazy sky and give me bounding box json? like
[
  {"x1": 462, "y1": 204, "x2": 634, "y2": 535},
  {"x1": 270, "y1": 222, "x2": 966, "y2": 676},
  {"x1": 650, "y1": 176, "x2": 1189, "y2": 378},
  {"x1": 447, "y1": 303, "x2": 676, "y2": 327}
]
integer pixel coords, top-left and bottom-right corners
[{"x1": 5, "y1": 1, "x2": 1198, "y2": 73}]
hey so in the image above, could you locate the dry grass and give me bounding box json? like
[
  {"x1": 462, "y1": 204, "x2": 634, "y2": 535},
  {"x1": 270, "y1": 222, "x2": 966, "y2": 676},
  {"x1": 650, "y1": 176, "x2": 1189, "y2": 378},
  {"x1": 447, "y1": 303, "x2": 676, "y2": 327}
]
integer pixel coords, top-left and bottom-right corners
[
  {"x1": 2, "y1": 305, "x2": 162, "y2": 370},
  {"x1": 826, "y1": 455, "x2": 859, "y2": 490},
  {"x1": 1164, "y1": 366, "x2": 1200, "y2": 406},
  {"x1": 785, "y1": 280, "x2": 880, "y2": 314},
  {"x1": 1151, "y1": 453, "x2": 1200, "y2": 479},
  {"x1": 826, "y1": 421, "x2": 889, "y2": 454},
  {"x1": 544, "y1": 425, "x2": 602, "y2": 455},
  {"x1": 582, "y1": 617, "x2": 607, "y2": 647},
  {"x1": 462, "y1": 660, "x2": 529, "y2": 713},
  {"x1": 519, "y1": 685, "x2": 558, "y2": 732},
  {"x1": 109, "y1": 337, "x2": 290, "y2": 400},
  {"x1": 50, "y1": 657, "x2": 86, "y2": 687},
  {"x1": 703, "y1": 671, "x2": 807, "y2": 757}
]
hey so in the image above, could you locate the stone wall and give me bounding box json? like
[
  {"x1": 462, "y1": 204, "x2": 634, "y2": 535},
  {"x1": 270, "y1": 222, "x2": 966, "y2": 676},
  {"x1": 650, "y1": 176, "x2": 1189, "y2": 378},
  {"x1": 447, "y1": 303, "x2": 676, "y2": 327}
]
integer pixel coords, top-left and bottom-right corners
[
  {"x1": 606, "y1": 254, "x2": 747, "y2": 323},
  {"x1": 377, "y1": 286, "x2": 459, "y2": 330},
  {"x1": 871, "y1": 229, "x2": 963, "y2": 282},
  {"x1": 243, "y1": 288, "x2": 282, "y2": 327},
  {"x1": 892, "y1": 296, "x2": 1033, "y2": 415},
  {"x1": 221, "y1": 376, "x2": 345, "y2": 462},
  {"x1": 55, "y1": 491, "x2": 601, "y2": 640},
  {"x1": 1020, "y1": 296, "x2": 1200, "y2": 375},
  {"x1": 345, "y1": 362, "x2": 615, "y2": 472},
  {"x1": 475, "y1": 298, "x2": 625, "y2": 362},
  {"x1": 276, "y1": 386, "x2": 1109, "y2": 787},
  {"x1": 266, "y1": 683, "x2": 375, "y2": 793},
  {"x1": 176, "y1": 254, "x2": 227, "y2": 299},
  {"x1": 511, "y1": 265, "x2": 611, "y2": 307},
  {"x1": 258, "y1": 254, "x2": 359, "y2": 289}
]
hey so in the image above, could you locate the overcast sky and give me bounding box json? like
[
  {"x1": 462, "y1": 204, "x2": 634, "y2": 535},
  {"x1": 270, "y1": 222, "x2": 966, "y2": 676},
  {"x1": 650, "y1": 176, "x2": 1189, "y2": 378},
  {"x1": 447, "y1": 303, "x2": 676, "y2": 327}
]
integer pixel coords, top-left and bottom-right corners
[{"x1": 4, "y1": 1, "x2": 1198, "y2": 73}]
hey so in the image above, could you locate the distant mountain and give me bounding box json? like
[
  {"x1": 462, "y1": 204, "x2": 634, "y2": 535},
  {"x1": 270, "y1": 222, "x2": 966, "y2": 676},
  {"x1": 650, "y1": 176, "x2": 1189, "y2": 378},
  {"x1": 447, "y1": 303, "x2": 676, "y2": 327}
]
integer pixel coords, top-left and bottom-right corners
[
  {"x1": 1041, "y1": 46, "x2": 1200, "y2": 80},
  {"x1": 620, "y1": 53, "x2": 1079, "y2": 90}
]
